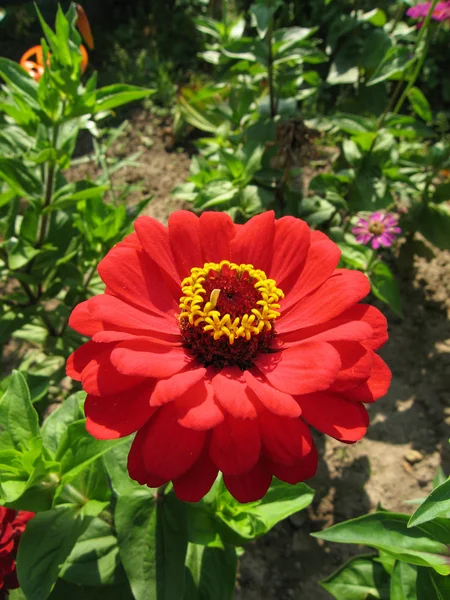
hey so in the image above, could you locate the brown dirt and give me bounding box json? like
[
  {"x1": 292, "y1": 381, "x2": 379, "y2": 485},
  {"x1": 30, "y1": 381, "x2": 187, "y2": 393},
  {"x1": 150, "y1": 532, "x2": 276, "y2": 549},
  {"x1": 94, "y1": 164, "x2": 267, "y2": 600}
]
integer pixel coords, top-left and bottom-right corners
[{"x1": 69, "y1": 110, "x2": 450, "y2": 599}]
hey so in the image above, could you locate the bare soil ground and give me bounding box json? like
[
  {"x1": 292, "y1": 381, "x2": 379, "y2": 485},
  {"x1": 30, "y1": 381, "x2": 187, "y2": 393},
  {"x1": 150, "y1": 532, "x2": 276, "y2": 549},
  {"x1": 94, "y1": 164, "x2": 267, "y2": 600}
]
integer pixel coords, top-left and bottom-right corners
[{"x1": 69, "y1": 109, "x2": 450, "y2": 600}]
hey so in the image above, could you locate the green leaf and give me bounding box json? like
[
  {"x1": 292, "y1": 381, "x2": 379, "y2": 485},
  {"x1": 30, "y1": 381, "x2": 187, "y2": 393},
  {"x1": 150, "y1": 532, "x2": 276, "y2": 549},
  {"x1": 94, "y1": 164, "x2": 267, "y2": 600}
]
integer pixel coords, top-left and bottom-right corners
[
  {"x1": 0, "y1": 58, "x2": 40, "y2": 108},
  {"x1": 115, "y1": 490, "x2": 157, "y2": 600},
  {"x1": 321, "y1": 554, "x2": 390, "y2": 600},
  {"x1": 56, "y1": 420, "x2": 126, "y2": 484},
  {"x1": 4, "y1": 371, "x2": 40, "y2": 450},
  {"x1": 339, "y1": 242, "x2": 373, "y2": 271},
  {"x1": 416, "y1": 567, "x2": 450, "y2": 599},
  {"x1": 368, "y1": 47, "x2": 414, "y2": 86},
  {"x1": 41, "y1": 393, "x2": 85, "y2": 455},
  {"x1": 4, "y1": 238, "x2": 42, "y2": 270},
  {"x1": 370, "y1": 261, "x2": 402, "y2": 317},
  {"x1": 418, "y1": 203, "x2": 450, "y2": 250},
  {"x1": 184, "y1": 544, "x2": 237, "y2": 600},
  {"x1": 61, "y1": 517, "x2": 125, "y2": 586},
  {"x1": 343, "y1": 140, "x2": 363, "y2": 166},
  {"x1": 408, "y1": 88, "x2": 432, "y2": 122},
  {"x1": 249, "y1": 4, "x2": 278, "y2": 38},
  {"x1": 409, "y1": 478, "x2": 450, "y2": 527},
  {"x1": 313, "y1": 513, "x2": 450, "y2": 575},
  {"x1": 94, "y1": 85, "x2": 154, "y2": 113},
  {"x1": 115, "y1": 489, "x2": 188, "y2": 600},
  {"x1": 0, "y1": 158, "x2": 41, "y2": 198},
  {"x1": 390, "y1": 561, "x2": 417, "y2": 600},
  {"x1": 104, "y1": 439, "x2": 144, "y2": 496},
  {"x1": 17, "y1": 505, "x2": 84, "y2": 600}
]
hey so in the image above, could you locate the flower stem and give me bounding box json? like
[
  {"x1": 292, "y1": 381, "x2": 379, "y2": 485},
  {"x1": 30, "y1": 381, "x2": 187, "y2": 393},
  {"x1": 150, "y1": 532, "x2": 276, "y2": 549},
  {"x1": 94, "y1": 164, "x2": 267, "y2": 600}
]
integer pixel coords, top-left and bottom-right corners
[
  {"x1": 393, "y1": 0, "x2": 439, "y2": 115},
  {"x1": 37, "y1": 122, "x2": 60, "y2": 248}
]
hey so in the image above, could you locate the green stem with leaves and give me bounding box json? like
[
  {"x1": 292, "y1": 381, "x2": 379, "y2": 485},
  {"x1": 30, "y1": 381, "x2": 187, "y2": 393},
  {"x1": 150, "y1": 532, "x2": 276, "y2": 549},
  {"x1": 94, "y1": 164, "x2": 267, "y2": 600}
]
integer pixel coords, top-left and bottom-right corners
[{"x1": 393, "y1": 0, "x2": 439, "y2": 115}]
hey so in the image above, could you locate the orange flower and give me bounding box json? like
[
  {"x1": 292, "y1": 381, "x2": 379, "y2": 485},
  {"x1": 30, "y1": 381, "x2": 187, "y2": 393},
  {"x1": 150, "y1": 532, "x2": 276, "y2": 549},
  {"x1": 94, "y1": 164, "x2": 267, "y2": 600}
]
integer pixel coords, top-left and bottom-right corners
[
  {"x1": 19, "y1": 4, "x2": 93, "y2": 81},
  {"x1": 19, "y1": 44, "x2": 88, "y2": 81},
  {"x1": 75, "y1": 4, "x2": 95, "y2": 50}
]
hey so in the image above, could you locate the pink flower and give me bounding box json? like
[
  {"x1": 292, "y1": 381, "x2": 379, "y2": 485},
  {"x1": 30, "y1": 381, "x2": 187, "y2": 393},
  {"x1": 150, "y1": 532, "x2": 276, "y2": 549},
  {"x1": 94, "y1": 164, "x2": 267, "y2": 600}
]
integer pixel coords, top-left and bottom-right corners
[
  {"x1": 407, "y1": 2, "x2": 450, "y2": 23},
  {"x1": 352, "y1": 212, "x2": 401, "y2": 250}
]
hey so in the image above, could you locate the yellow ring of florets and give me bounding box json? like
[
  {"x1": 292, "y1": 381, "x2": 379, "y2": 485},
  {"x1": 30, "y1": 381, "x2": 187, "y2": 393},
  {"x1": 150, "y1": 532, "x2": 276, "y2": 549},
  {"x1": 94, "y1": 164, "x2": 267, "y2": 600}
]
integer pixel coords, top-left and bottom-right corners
[{"x1": 179, "y1": 260, "x2": 284, "y2": 345}]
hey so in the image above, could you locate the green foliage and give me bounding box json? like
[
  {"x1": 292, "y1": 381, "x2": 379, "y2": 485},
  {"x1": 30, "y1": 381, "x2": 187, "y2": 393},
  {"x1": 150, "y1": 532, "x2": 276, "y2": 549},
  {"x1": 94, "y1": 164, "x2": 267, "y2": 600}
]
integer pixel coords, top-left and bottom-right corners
[
  {"x1": 0, "y1": 3, "x2": 153, "y2": 382},
  {"x1": 316, "y1": 467, "x2": 450, "y2": 599}
]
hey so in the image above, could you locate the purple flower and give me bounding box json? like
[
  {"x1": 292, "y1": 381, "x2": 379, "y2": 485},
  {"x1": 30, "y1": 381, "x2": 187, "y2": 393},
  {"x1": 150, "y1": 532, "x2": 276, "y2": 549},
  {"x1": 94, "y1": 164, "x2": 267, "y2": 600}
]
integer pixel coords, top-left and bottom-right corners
[
  {"x1": 407, "y1": 2, "x2": 450, "y2": 23},
  {"x1": 352, "y1": 212, "x2": 402, "y2": 250}
]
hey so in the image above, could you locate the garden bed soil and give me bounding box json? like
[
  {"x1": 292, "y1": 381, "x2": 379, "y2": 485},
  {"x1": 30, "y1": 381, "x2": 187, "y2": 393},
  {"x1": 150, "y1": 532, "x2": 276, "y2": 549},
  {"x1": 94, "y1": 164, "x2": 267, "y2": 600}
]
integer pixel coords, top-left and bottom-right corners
[{"x1": 70, "y1": 109, "x2": 450, "y2": 599}]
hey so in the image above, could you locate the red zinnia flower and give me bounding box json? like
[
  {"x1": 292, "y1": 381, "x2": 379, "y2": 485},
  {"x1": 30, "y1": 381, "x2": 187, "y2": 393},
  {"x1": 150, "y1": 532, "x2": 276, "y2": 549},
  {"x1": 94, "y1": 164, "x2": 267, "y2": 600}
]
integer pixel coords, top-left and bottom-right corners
[
  {"x1": 67, "y1": 211, "x2": 391, "y2": 503},
  {"x1": 0, "y1": 508, "x2": 34, "y2": 598}
]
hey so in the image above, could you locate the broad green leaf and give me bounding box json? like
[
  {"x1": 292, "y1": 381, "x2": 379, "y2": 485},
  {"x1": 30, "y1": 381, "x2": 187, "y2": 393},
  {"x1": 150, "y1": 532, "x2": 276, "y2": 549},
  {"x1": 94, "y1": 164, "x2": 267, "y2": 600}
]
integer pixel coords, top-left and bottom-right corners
[
  {"x1": 368, "y1": 47, "x2": 414, "y2": 86},
  {"x1": 408, "y1": 88, "x2": 432, "y2": 122},
  {"x1": 17, "y1": 505, "x2": 84, "y2": 600},
  {"x1": 409, "y1": 479, "x2": 450, "y2": 527},
  {"x1": 418, "y1": 203, "x2": 450, "y2": 250},
  {"x1": 390, "y1": 561, "x2": 417, "y2": 600},
  {"x1": 416, "y1": 566, "x2": 450, "y2": 599},
  {"x1": 0, "y1": 158, "x2": 41, "y2": 198},
  {"x1": 115, "y1": 489, "x2": 188, "y2": 600},
  {"x1": 115, "y1": 490, "x2": 157, "y2": 600},
  {"x1": 184, "y1": 544, "x2": 237, "y2": 600},
  {"x1": 249, "y1": 4, "x2": 278, "y2": 38},
  {"x1": 48, "y1": 579, "x2": 133, "y2": 600},
  {"x1": 370, "y1": 261, "x2": 402, "y2": 317},
  {"x1": 0, "y1": 58, "x2": 40, "y2": 108},
  {"x1": 56, "y1": 420, "x2": 126, "y2": 484},
  {"x1": 313, "y1": 513, "x2": 450, "y2": 575},
  {"x1": 339, "y1": 242, "x2": 373, "y2": 271},
  {"x1": 4, "y1": 238, "x2": 42, "y2": 270},
  {"x1": 104, "y1": 439, "x2": 144, "y2": 496},
  {"x1": 94, "y1": 85, "x2": 154, "y2": 113},
  {"x1": 61, "y1": 517, "x2": 125, "y2": 586},
  {"x1": 4, "y1": 371, "x2": 40, "y2": 449},
  {"x1": 343, "y1": 140, "x2": 362, "y2": 166},
  {"x1": 41, "y1": 393, "x2": 85, "y2": 455},
  {"x1": 321, "y1": 554, "x2": 390, "y2": 600}
]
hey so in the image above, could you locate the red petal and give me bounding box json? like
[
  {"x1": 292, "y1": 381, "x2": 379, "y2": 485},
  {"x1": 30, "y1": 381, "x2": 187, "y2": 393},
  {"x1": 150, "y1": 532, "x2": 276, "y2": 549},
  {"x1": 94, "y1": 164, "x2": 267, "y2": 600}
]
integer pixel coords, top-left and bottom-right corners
[
  {"x1": 255, "y1": 342, "x2": 341, "y2": 395},
  {"x1": 127, "y1": 426, "x2": 167, "y2": 487},
  {"x1": 350, "y1": 305, "x2": 389, "y2": 351},
  {"x1": 134, "y1": 216, "x2": 180, "y2": 291},
  {"x1": 297, "y1": 391, "x2": 369, "y2": 442},
  {"x1": 230, "y1": 211, "x2": 275, "y2": 273},
  {"x1": 151, "y1": 367, "x2": 207, "y2": 406},
  {"x1": 98, "y1": 246, "x2": 179, "y2": 316},
  {"x1": 175, "y1": 379, "x2": 224, "y2": 430},
  {"x1": 173, "y1": 442, "x2": 218, "y2": 502},
  {"x1": 281, "y1": 235, "x2": 341, "y2": 312},
  {"x1": 259, "y1": 411, "x2": 312, "y2": 465},
  {"x1": 278, "y1": 270, "x2": 371, "y2": 333},
  {"x1": 111, "y1": 339, "x2": 193, "y2": 379},
  {"x1": 267, "y1": 443, "x2": 318, "y2": 484},
  {"x1": 345, "y1": 352, "x2": 392, "y2": 402},
  {"x1": 85, "y1": 381, "x2": 157, "y2": 439},
  {"x1": 212, "y1": 367, "x2": 258, "y2": 419},
  {"x1": 276, "y1": 318, "x2": 372, "y2": 348},
  {"x1": 200, "y1": 212, "x2": 236, "y2": 262},
  {"x1": 88, "y1": 295, "x2": 180, "y2": 337},
  {"x1": 66, "y1": 341, "x2": 103, "y2": 380},
  {"x1": 244, "y1": 370, "x2": 301, "y2": 417},
  {"x1": 329, "y1": 341, "x2": 372, "y2": 392},
  {"x1": 69, "y1": 301, "x2": 103, "y2": 337},
  {"x1": 81, "y1": 346, "x2": 144, "y2": 396},
  {"x1": 119, "y1": 232, "x2": 141, "y2": 249},
  {"x1": 210, "y1": 416, "x2": 261, "y2": 475},
  {"x1": 224, "y1": 461, "x2": 272, "y2": 503},
  {"x1": 269, "y1": 216, "x2": 311, "y2": 293},
  {"x1": 142, "y1": 403, "x2": 207, "y2": 479},
  {"x1": 168, "y1": 211, "x2": 203, "y2": 280}
]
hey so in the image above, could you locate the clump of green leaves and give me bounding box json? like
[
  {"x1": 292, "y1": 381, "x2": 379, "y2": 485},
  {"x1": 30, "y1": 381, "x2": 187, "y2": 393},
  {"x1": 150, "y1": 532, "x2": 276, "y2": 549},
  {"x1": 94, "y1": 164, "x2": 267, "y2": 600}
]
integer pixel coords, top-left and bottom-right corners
[
  {"x1": 0, "y1": 3, "x2": 153, "y2": 390},
  {"x1": 315, "y1": 467, "x2": 450, "y2": 600}
]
